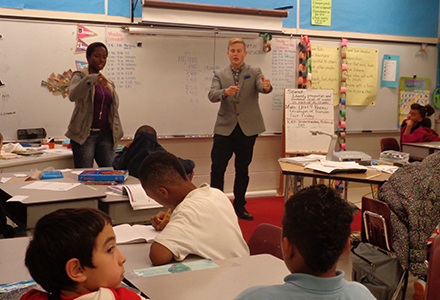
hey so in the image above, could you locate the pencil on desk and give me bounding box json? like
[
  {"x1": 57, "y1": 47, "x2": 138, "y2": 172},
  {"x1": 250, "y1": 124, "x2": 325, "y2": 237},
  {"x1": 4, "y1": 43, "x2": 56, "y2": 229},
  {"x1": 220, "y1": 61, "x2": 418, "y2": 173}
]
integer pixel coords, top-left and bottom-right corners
[{"x1": 366, "y1": 174, "x2": 381, "y2": 180}]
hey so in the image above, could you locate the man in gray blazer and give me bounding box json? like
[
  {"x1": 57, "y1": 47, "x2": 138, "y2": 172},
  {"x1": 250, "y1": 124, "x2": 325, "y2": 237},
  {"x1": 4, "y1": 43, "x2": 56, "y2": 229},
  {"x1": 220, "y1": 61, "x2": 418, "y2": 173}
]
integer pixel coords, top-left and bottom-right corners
[{"x1": 208, "y1": 37, "x2": 272, "y2": 220}]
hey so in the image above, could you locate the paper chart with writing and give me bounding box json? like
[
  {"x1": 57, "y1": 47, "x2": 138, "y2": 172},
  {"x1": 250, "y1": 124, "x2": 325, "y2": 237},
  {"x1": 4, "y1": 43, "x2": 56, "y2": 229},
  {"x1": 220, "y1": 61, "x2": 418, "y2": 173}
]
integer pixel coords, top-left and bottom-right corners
[
  {"x1": 381, "y1": 55, "x2": 399, "y2": 88},
  {"x1": 311, "y1": 0, "x2": 332, "y2": 26},
  {"x1": 346, "y1": 47, "x2": 378, "y2": 106},
  {"x1": 312, "y1": 45, "x2": 378, "y2": 106},
  {"x1": 311, "y1": 45, "x2": 340, "y2": 105},
  {"x1": 284, "y1": 89, "x2": 334, "y2": 153}
]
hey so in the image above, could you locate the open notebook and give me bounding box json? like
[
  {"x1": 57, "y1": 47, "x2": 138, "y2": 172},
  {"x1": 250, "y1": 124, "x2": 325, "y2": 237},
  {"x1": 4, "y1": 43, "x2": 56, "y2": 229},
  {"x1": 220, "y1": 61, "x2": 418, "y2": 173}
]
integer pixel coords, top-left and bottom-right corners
[
  {"x1": 109, "y1": 184, "x2": 162, "y2": 210},
  {"x1": 113, "y1": 224, "x2": 159, "y2": 244}
]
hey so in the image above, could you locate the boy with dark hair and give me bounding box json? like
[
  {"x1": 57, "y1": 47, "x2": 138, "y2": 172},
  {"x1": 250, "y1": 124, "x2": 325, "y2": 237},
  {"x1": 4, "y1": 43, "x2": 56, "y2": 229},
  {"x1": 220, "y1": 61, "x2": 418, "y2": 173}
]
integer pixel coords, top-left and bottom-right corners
[
  {"x1": 139, "y1": 151, "x2": 249, "y2": 266},
  {"x1": 113, "y1": 125, "x2": 195, "y2": 179},
  {"x1": 235, "y1": 185, "x2": 375, "y2": 300},
  {"x1": 21, "y1": 208, "x2": 145, "y2": 300}
]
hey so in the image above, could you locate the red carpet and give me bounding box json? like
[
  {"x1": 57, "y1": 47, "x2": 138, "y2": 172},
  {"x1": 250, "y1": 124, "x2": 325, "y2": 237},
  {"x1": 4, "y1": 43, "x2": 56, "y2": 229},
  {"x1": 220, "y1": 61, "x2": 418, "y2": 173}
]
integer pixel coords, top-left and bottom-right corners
[{"x1": 237, "y1": 196, "x2": 362, "y2": 242}]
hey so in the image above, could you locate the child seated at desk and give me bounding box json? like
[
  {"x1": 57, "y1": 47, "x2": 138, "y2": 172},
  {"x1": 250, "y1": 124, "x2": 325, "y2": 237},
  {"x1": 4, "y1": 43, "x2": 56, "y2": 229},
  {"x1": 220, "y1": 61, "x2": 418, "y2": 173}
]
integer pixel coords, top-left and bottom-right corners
[
  {"x1": 401, "y1": 103, "x2": 436, "y2": 143},
  {"x1": 113, "y1": 125, "x2": 195, "y2": 179},
  {"x1": 139, "y1": 151, "x2": 249, "y2": 266},
  {"x1": 235, "y1": 185, "x2": 375, "y2": 300},
  {"x1": 21, "y1": 208, "x2": 146, "y2": 300}
]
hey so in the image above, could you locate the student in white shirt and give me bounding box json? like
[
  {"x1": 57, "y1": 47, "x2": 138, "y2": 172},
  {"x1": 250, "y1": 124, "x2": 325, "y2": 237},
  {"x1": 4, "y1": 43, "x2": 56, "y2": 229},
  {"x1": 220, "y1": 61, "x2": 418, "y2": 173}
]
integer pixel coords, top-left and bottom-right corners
[{"x1": 138, "y1": 151, "x2": 249, "y2": 266}]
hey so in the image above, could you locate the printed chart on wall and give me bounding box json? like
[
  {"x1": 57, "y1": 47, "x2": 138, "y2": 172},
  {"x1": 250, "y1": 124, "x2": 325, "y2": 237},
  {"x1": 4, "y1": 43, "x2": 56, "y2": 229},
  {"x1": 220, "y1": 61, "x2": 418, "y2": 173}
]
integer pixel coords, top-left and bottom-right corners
[
  {"x1": 284, "y1": 89, "x2": 334, "y2": 153},
  {"x1": 398, "y1": 77, "x2": 430, "y2": 127},
  {"x1": 104, "y1": 28, "x2": 296, "y2": 136},
  {"x1": 311, "y1": 45, "x2": 378, "y2": 107}
]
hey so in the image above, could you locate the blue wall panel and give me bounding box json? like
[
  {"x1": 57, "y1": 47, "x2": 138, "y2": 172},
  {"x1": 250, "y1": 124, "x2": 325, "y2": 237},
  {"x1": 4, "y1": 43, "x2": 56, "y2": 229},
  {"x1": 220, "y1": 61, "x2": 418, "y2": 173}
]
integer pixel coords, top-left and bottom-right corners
[
  {"x1": 300, "y1": 0, "x2": 438, "y2": 38},
  {"x1": 108, "y1": 0, "x2": 142, "y2": 17},
  {"x1": 0, "y1": 0, "x2": 437, "y2": 38},
  {"x1": 24, "y1": 0, "x2": 103, "y2": 14}
]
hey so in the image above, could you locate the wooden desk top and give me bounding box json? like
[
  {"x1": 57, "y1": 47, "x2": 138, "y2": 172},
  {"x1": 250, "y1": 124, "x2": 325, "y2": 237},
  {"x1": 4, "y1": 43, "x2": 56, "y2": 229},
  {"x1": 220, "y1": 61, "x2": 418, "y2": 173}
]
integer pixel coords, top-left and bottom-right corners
[{"x1": 279, "y1": 161, "x2": 391, "y2": 185}]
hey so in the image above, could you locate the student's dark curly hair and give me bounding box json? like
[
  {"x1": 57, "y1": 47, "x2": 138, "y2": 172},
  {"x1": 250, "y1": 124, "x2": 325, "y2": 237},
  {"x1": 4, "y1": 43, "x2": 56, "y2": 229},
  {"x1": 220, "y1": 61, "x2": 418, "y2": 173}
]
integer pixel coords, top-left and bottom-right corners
[
  {"x1": 139, "y1": 151, "x2": 188, "y2": 190},
  {"x1": 25, "y1": 208, "x2": 112, "y2": 294},
  {"x1": 282, "y1": 185, "x2": 353, "y2": 274},
  {"x1": 86, "y1": 42, "x2": 108, "y2": 58}
]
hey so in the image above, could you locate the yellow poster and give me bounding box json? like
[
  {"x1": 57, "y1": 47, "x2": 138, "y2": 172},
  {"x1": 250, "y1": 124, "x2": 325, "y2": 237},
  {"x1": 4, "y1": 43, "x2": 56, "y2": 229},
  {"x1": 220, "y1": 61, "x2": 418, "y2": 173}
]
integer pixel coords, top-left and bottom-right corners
[
  {"x1": 311, "y1": 45, "x2": 340, "y2": 105},
  {"x1": 312, "y1": 0, "x2": 332, "y2": 26},
  {"x1": 346, "y1": 47, "x2": 378, "y2": 106}
]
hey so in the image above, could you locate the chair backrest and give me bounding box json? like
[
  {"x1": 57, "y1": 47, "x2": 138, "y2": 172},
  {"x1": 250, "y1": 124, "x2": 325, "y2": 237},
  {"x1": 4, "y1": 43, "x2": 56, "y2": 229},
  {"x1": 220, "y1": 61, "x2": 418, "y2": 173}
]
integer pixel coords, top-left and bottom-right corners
[
  {"x1": 361, "y1": 196, "x2": 394, "y2": 251},
  {"x1": 380, "y1": 138, "x2": 401, "y2": 152},
  {"x1": 247, "y1": 223, "x2": 283, "y2": 260},
  {"x1": 426, "y1": 235, "x2": 440, "y2": 300}
]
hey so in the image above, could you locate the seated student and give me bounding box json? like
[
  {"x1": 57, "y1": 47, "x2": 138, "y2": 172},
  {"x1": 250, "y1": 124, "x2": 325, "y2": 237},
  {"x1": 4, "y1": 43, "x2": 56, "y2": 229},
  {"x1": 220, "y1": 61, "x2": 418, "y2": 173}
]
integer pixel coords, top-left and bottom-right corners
[
  {"x1": 235, "y1": 185, "x2": 375, "y2": 300},
  {"x1": 21, "y1": 208, "x2": 146, "y2": 300},
  {"x1": 138, "y1": 151, "x2": 249, "y2": 266},
  {"x1": 378, "y1": 151, "x2": 440, "y2": 300},
  {"x1": 113, "y1": 125, "x2": 195, "y2": 179},
  {"x1": 401, "y1": 103, "x2": 435, "y2": 143}
]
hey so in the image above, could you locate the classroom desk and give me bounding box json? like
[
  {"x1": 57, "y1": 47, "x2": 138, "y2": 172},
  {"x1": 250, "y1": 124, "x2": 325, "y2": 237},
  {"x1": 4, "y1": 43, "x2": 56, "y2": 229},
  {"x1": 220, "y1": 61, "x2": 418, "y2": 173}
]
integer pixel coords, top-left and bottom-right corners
[
  {"x1": 127, "y1": 254, "x2": 288, "y2": 300},
  {"x1": 0, "y1": 238, "x2": 285, "y2": 300},
  {"x1": 0, "y1": 237, "x2": 32, "y2": 285},
  {"x1": 279, "y1": 161, "x2": 391, "y2": 201},
  {"x1": 0, "y1": 170, "x2": 166, "y2": 229},
  {"x1": 401, "y1": 142, "x2": 440, "y2": 161},
  {"x1": 0, "y1": 178, "x2": 106, "y2": 229},
  {"x1": 0, "y1": 236, "x2": 153, "y2": 286},
  {"x1": 0, "y1": 147, "x2": 74, "y2": 172}
]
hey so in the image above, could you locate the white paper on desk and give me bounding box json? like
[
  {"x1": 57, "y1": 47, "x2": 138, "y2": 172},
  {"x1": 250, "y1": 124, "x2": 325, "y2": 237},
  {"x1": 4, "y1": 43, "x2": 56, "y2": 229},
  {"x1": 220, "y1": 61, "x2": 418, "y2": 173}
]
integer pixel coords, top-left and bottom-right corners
[
  {"x1": 20, "y1": 181, "x2": 81, "y2": 191},
  {"x1": 133, "y1": 259, "x2": 219, "y2": 278},
  {"x1": 305, "y1": 160, "x2": 367, "y2": 174},
  {"x1": 370, "y1": 165, "x2": 399, "y2": 174},
  {"x1": 6, "y1": 195, "x2": 29, "y2": 202},
  {"x1": 123, "y1": 184, "x2": 162, "y2": 210},
  {"x1": 45, "y1": 148, "x2": 72, "y2": 155},
  {"x1": 14, "y1": 174, "x2": 28, "y2": 178},
  {"x1": 1, "y1": 177, "x2": 11, "y2": 183},
  {"x1": 278, "y1": 155, "x2": 326, "y2": 166}
]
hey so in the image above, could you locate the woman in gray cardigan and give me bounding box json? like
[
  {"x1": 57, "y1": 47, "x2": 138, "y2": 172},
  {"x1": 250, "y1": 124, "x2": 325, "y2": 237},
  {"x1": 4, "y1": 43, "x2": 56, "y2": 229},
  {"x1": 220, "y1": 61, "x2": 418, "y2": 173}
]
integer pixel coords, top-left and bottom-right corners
[{"x1": 66, "y1": 42, "x2": 123, "y2": 168}]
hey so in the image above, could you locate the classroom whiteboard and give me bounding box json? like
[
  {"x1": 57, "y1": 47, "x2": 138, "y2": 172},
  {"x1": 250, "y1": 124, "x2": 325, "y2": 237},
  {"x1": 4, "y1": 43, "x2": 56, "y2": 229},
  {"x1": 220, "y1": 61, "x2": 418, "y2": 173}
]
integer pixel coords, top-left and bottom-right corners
[
  {"x1": 0, "y1": 19, "x2": 296, "y2": 140},
  {"x1": 0, "y1": 19, "x2": 437, "y2": 141}
]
